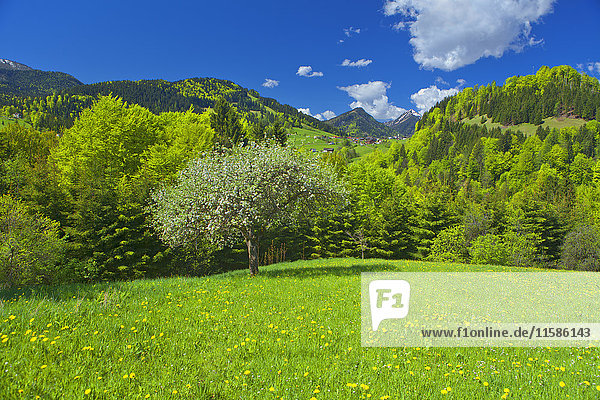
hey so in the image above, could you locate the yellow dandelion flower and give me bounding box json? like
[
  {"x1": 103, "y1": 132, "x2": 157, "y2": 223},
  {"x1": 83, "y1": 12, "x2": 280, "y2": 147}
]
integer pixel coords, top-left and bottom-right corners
[
  {"x1": 269, "y1": 387, "x2": 275, "y2": 392},
  {"x1": 381, "y1": 396, "x2": 390, "y2": 400},
  {"x1": 123, "y1": 374, "x2": 129, "y2": 379},
  {"x1": 559, "y1": 382, "x2": 566, "y2": 387},
  {"x1": 85, "y1": 389, "x2": 91, "y2": 395},
  {"x1": 441, "y1": 389, "x2": 448, "y2": 395},
  {"x1": 504, "y1": 388, "x2": 510, "y2": 393},
  {"x1": 483, "y1": 382, "x2": 489, "y2": 387},
  {"x1": 243, "y1": 370, "x2": 251, "y2": 375},
  {"x1": 9, "y1": 315, "x2": 16, "y2": 320},
  {"x1": 172, "y1": 390, "x2": 178, "y2": 394},
  {"x1": 40, "y1": 365, "x2": 47, "y2": 369},
  {"x1": 313, "y1": 389, "x2": 320, "y2": 393},
  {"x1": 360, "y1": 384, "x2": 369, "y2": 390},
  {"x1": 347, "y1": 383, "x2": 357, "y2": 388},
  {"x1": 30, "y1": 337, "x2": 37, "y2": 342},
  {"x1": 129, "y1": 373, "x2": 135, "y2": 379},
  {"x1": 596, "y1": 386, "x2": 600, "y2": 391},
  {"x1": 145, "y1": 395, "x2": 150, "y2": 399}
]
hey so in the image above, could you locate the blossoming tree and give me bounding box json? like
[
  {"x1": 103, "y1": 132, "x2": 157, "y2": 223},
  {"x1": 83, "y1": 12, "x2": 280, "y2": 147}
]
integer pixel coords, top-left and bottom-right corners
[{"x1": 150, "y1": 144, "x2": 346, "y2": 275}]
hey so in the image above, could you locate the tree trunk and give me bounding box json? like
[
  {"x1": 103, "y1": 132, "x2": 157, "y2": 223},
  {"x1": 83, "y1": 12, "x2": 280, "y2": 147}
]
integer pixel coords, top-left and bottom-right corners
[{"x1": 245, "y1": 231, "x2": 259, "y2": 276}]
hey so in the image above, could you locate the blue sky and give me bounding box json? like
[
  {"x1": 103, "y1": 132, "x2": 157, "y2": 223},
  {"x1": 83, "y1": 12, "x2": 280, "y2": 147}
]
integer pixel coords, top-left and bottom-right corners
[{"x1": 1, "y1": 0, "x2": 598, "y2": 121}]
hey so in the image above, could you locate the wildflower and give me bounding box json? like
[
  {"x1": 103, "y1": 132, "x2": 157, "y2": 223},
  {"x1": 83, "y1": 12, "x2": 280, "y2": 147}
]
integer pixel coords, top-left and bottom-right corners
[
  {"x1": 347, "y1": 383, "x2": 357, "y2": 388},
  {"x1": 559, "y1": 382, "x2": 565, "y2": 387},
  {"x1": 40, "y1": 365, "x2": 47, "y2": 369},
  {"x1": 85, "y1": 389, "x2": 91, "y2": 395},
  {"x1": 243, "y1": 370, "x2": 250, "y2": 375},
  {"x1": 269, "y1": 387, "x2": 275, "y2": 392}
]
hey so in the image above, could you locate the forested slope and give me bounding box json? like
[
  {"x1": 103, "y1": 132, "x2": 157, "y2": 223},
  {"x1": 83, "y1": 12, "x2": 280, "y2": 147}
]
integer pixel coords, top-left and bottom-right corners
[{"x1": 0, "y1": 76, "x2": 340, "y2": 134}]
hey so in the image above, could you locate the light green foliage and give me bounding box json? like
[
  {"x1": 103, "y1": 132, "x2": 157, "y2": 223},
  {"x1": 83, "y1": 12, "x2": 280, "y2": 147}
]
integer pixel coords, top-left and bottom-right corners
[
  {"x1": 138, "y1": 109, "x2": 214, "y2": 184},
  {"x1": 52, "y1": 95, "x2": 163, "y2": 196},
  {"x1": 428, "y1": 225, "x2": 468, "y2": 262},
  {"x1": 469, "y1": 234, "x2": 508, "y2": 265},
  {"x1": 0, "y1": 195, "x2": 65, "y2": 287}
]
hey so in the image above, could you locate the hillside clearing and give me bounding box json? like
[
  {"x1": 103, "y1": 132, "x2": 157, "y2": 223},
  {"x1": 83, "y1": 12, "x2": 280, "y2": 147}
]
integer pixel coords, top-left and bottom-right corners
[{"x1": 461, "y1": 115, "x2": 588, "y2": 136}]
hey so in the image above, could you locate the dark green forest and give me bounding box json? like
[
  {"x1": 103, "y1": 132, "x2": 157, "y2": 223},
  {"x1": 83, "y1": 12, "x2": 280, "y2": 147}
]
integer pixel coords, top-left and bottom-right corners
[{"x1": 2, "y1": 65, "x2": 600, "y2": 287}]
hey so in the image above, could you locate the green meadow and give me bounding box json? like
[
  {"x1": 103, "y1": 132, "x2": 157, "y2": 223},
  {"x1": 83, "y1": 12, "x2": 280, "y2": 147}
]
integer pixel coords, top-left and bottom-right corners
[
  {"x1": 461, "y1": 115, "x2": 587, "y2": 136},
  {"x1": 0, "y1": 116, "x2": 30, "y2": 128},
  {"x1": 2, "y1": 258, "x2": 599, "y2": 399},
  {"x1": 290, "y1": 127, "x2": 394, "y2": 158}
]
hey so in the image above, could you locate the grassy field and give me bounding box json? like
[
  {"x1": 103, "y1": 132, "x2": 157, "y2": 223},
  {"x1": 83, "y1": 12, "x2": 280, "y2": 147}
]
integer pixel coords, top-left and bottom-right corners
[
  {"x1": 461, "y1": 116, "x2": 588, "y2": 136},
  {"x1": 0, "y1": 116, "x2": 30, "y2": 129},
  {"x1": 2, "y1": 258, "x2": 599, "y2": 399},
  {"x1": 289, "y1": 127, "x2": 394, "y2": 158}
]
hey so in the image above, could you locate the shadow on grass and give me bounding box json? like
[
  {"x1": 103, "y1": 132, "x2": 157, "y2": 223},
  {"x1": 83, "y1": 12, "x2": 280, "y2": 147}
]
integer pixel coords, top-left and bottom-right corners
[
  {"x1": 0, "y1": 280, "x2": 134, "y2": 302},
  {"x1": 259, "y1": 263, "x2": 398, "y2": 279}
]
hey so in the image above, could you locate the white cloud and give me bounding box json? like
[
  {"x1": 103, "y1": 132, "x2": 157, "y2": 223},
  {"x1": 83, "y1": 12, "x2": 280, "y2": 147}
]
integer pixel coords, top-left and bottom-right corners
[
  {"x1": 338, "y1": 81, "x2": 406, "y2": 120},
  {"x1": 435, "y1": 76, "x2": 448, "y2": 86},
  {"x1": 383, "y1": 0, "x2": 555, "y2": 71},
  {"x1": 344, "y1": 27, "x2": 361, "y2": 37},
  {"x1": 262, "y1": 78, "x2": 279, "y2": 88},
  {"x1": 410, "y1": 85, "x2": 459, "y2": 114},
  {"x1": 296, "y1": 66, "x2": 324, "y2": 78},
  {"x1": 578, "y1": 62, "x2": 600, "y2": 76},
  {"x1": 318, "y1": 110, "x2": 337, "y2": 120},
  {"x1": 297, "y1": 108, "x2": 336, "y2": 121},
  {"x1": 392, "y1": 21, "x2": 406, "y2": 30},
  {"x1": 456, "y1": 78, "x2": 467, "y2": 87},
  {"x1": 341, "y1": 58, "x2": 373, "y2": 68}
]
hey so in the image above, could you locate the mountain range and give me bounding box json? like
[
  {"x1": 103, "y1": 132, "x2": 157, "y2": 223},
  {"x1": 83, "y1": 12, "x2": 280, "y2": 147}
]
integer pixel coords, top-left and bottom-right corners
[
  {"x1": 0, "y1": 58, "x2": 420, "y2": 138},
  {"x1": 0, "y1": 59, "x2": 340, "y2": 134},
  {"x1": 325, "y1": 107, "x2": 419, "y2": 138}
]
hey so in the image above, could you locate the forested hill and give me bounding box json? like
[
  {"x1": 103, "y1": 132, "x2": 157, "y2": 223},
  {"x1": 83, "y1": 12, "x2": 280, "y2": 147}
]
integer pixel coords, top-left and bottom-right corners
[
  {"x1": 408, "y1": 65, "x2": 600, "y2": 167},
  {"x1": 0, "y1": 69, "x2": 340, "y2": 134},
  {"x1": 0, "y1": 68, "x2": 82, "y2": 97},
  {"x1": 429, "y1": 65, "x2": 600, "y2": 126},
  {"x1": 325, "y1": 107, "x2": 394, "y2": 138}
]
